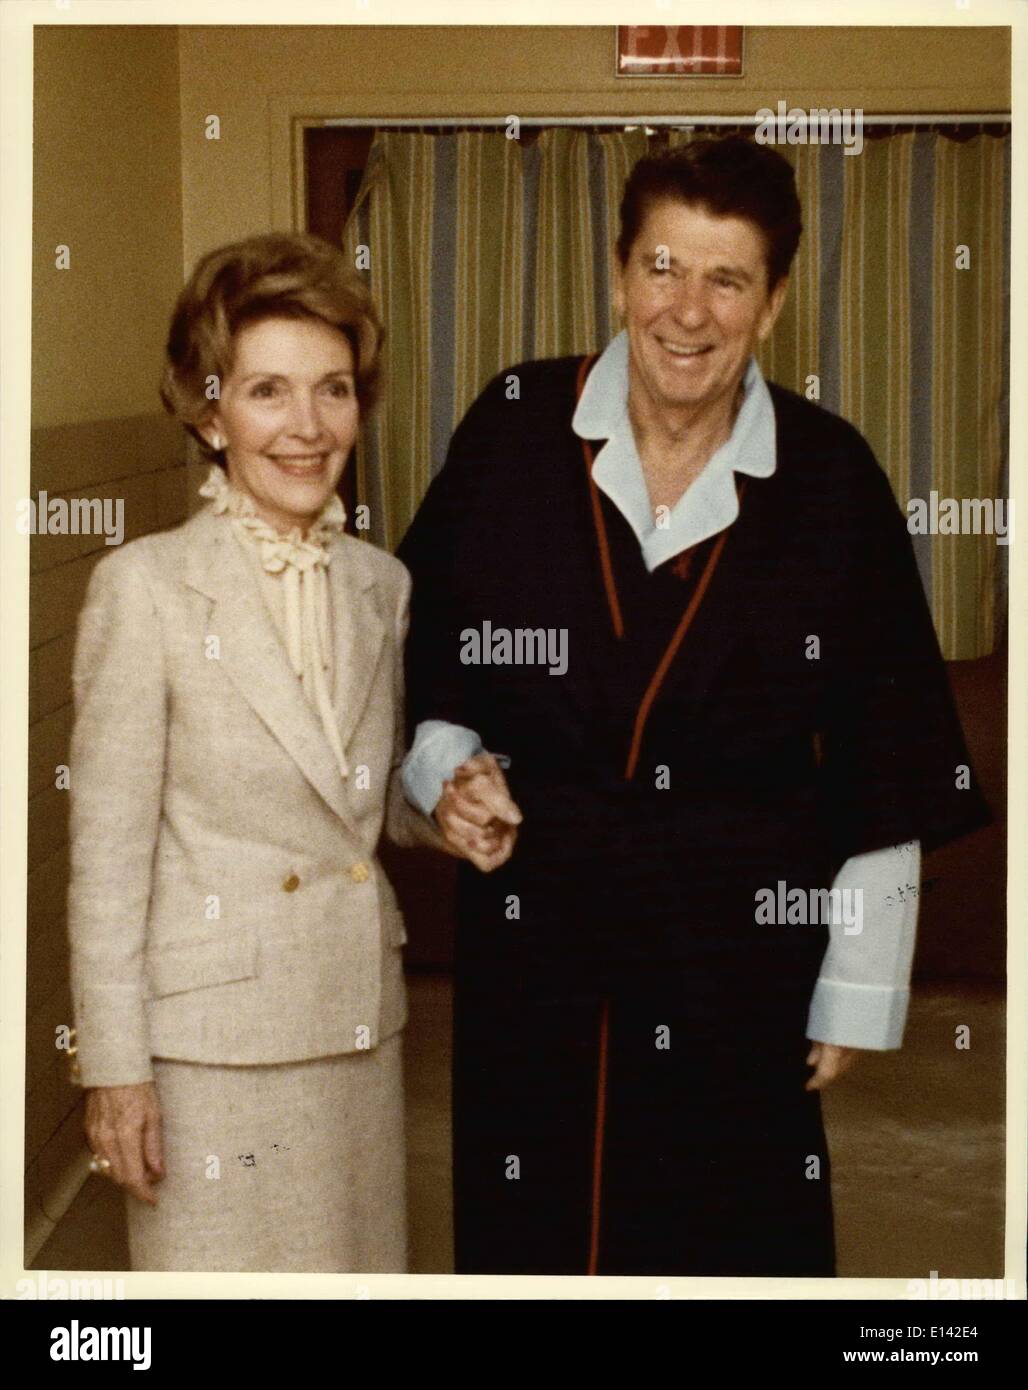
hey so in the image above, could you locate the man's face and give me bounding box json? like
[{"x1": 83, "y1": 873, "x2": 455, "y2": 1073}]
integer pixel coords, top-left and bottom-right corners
[{"x1": 613, "y1": 198, "x2": 788, "y2": 419}]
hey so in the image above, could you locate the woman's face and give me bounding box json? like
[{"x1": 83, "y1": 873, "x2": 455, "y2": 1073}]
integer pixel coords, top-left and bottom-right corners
[{"x1": 204, "y1": 315, "x2": 359, "y2": 534}]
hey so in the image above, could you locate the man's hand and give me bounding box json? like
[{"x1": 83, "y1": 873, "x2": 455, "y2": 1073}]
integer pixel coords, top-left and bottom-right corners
[
  {"x1": 434, "y1": 752, "x2": 522, "y2": 873},
  {"x1": 805, "y1": 1041, "x2": 860, "y2": 1091},
  {"x1": 84, "y1": 1082, "x2": 164, "y2": 1205}
]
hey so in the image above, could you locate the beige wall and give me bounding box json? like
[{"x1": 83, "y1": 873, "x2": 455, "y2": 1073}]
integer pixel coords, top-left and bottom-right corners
[
  {"x1": 27, "y1": 25, "x2": 186, "y2": 1259},
  {"x1": 177, "y1": 24, "x2": 1010, "y2": 265},
  {"x1": 33, "y1": 27, "x2": 185, "y2": 427}
]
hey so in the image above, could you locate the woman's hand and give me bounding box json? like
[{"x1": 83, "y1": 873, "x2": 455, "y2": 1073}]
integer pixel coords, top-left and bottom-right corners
[
  {"x1": 805, "y1": 1041, "x2": 860, "y2": 1091},
  {"x1": 434, "y1": 753, "x2": 523, "y2": 873},
  {"x1": 84, "y1": 1083, "x2": 164, "y2": 1205}
]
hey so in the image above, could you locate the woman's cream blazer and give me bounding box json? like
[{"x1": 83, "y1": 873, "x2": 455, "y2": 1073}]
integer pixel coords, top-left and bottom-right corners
[{"x1": 67, "y1": 502, "x2": 439, "y2": 1088}]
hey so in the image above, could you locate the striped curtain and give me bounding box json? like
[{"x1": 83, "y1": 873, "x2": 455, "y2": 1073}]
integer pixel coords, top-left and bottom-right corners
[{"x1": 342, "y1": 127, "x2": 1009, "y2": 658}]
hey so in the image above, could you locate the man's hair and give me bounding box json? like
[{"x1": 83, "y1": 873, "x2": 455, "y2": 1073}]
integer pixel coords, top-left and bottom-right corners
[
  {"x1": 160, "y1": 232, "x2": 383, "y2": 467},
  {"x1": 616, "y1": 136, "x2": 803, "y2": 289}
]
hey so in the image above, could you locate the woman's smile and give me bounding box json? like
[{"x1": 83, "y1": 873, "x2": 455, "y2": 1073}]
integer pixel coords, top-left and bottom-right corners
[
  {"x1": 266, "y1": 452, "x2": 333, "y2": 478},
  {"x1": 205, "y1": 315, "x2": 359, "y2": 535}
]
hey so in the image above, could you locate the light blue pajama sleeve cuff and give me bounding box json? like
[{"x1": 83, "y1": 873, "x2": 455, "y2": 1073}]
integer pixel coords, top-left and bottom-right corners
[
  {"x1": 805, "y1": 840, "x2": 921, "y2": 1051},
  {"x1": 806, "y1": 979, "x2": 911, "y2": 1052},
  {"x1": 400, "y1": 719, "x2": 485, "y2": 817}
]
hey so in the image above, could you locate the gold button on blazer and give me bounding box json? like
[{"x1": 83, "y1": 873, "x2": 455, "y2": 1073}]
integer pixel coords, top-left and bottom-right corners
[{"x1": 67, "y1": 505, "x2": 443, "y2": 1089}]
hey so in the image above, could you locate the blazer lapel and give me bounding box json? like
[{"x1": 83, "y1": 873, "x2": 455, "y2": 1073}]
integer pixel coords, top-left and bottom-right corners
[
  {"x1": 183, "y1": 507, "x2": 360, "y2": 830},
  {"x1": 327, "y1": 535, "x2": 387, "y2": 754}
]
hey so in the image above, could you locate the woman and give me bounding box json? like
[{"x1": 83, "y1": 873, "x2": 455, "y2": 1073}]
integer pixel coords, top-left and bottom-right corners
[{"x1": 67, "y1": 232, "x2": 448, "y2": 1273}]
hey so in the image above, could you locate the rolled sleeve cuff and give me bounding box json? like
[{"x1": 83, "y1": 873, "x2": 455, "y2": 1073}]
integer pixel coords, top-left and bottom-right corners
[
  {"x1": 400, "y1": 720, "x2": 484, "y2": 817},
  {"x1": 806, "y1": 978, "x2": 910, "y2": 1051}
]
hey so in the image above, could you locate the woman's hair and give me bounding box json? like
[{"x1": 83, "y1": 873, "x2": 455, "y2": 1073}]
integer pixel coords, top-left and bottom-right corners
[
  {"x1": 160, "y1": 232, "x2": 383, "y2": 466},
  {"x1": 616, "y1": 136, "x2": 803, "y2": 290}
]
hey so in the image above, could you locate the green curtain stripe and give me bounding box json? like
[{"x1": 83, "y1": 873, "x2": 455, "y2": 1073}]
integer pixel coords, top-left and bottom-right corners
[
  {"x1": 931, "y1": 135, "x2": 1004, "y2": 657},
  {"x1": 840, "y1": 137, "x2": 912, "y2": 508},
  {"x1": 338, "y1": 129, "x2": 1009, "y2": 655}
]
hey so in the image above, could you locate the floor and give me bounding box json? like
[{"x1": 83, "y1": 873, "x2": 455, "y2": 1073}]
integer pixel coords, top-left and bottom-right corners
[{"x1": 31, "y1": 974, "x2": 1005, "y2": 1279}]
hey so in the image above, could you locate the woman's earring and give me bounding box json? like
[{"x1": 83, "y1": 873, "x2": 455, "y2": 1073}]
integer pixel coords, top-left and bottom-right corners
[{"x1": 210, "y1": 433, "x2": 224, "y2": 451}]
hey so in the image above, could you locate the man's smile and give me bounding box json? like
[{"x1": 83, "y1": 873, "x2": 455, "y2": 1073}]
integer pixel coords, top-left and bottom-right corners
[{"x1": 656, "y1": 336, "x2": 715, "y2": 361}]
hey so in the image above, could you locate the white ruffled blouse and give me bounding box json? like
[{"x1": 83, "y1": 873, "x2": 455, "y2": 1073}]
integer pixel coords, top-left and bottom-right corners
[{"x1": 199, "y1": 465, "x2": 351, "y2": 779}]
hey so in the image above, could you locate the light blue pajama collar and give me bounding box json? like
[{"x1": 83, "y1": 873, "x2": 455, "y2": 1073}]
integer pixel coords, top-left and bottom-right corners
[{"x1": 571, "y1": 330, "x2": 777, "y2": 572}]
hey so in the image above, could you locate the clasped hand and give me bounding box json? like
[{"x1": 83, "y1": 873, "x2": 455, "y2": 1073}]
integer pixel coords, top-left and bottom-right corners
[{"x1": 434, "y1": 753, "x2": 522, "y2": 873}]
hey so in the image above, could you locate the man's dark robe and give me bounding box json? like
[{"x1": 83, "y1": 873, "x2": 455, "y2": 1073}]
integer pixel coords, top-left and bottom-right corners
[{"x1": 397, "y1": 355, "x2": 991, "y2": 1276}]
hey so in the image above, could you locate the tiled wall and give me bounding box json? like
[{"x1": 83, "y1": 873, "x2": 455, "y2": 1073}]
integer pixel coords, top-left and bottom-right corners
[{"x1": 25, "y1": 419, "x2": 190, "y2": 1257}]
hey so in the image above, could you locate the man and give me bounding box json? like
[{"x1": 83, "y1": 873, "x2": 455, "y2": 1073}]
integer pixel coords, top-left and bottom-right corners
[{"x1": 397, "y1": 138, "x2": 989, "y2": 1275}]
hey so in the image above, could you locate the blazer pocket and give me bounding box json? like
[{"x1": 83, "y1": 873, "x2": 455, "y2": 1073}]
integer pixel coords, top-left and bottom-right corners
[{"x1": 146, "y1": 929, "x2": 259, "y2": 1000}]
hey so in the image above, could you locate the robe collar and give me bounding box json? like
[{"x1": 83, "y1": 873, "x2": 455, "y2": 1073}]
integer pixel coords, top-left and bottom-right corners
[{"x1": 571, "y1": 329, "x2": 777, "y2": 572}]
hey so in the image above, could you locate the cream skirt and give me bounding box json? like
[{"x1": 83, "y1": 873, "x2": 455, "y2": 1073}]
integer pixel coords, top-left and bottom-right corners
[{"x1": 127, "y1": 1033, "x2": 407, "y2": 1273}]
